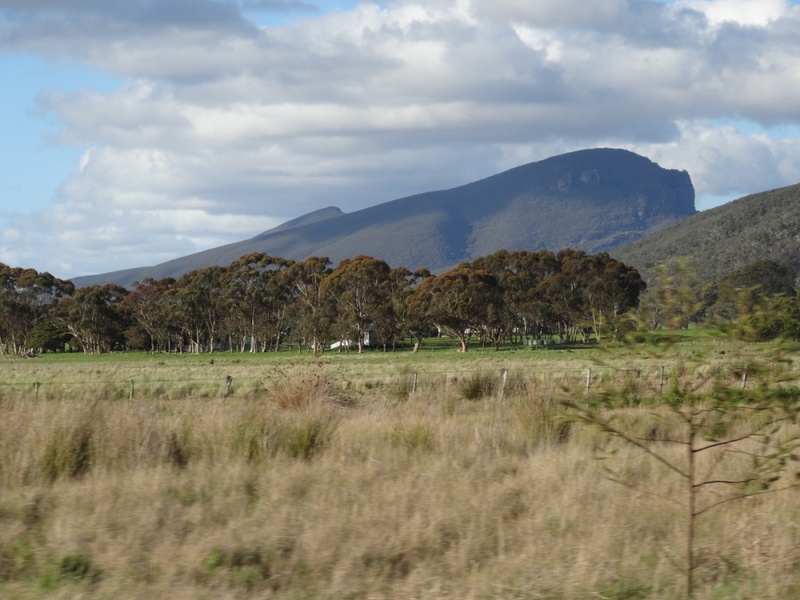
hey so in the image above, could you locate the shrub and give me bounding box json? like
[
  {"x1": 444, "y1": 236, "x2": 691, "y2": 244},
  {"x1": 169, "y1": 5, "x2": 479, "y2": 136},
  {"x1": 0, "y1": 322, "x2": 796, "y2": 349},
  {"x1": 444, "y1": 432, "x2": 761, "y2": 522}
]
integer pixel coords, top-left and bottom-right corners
[
  {"x1": 235, "y1": 408, "x2": 339, "y2": 461},
  {"x1": 282, "y1": 416, "x2": 332, "y2": 460},
  {"x1": 200, "y1": 545, "x2": 274, "y2": 591},
  {"x1": 41, "y1": 552, "x2": 101, "y2": 588},
  {"x1": 58, "y1": 552, "x2": 101, "y2": 583},
  {"x1": 458, "y1": 372, "x2": 495, "y2": 400},
  {"x1": 514, "y1": 393, "x2": 572, "y2": 447},
  {"x1": 389, "y1": 420, "x2": 436, "y2": 453},
  {"x1": 40, "y1": 423, "x2": 94, "y2": 482},
  {"x1": 262, "y1": 365, "x2": 351, "y2": 409},
  {"x1": 0, "y1": 537, "x2": 35, "y2": 582}
]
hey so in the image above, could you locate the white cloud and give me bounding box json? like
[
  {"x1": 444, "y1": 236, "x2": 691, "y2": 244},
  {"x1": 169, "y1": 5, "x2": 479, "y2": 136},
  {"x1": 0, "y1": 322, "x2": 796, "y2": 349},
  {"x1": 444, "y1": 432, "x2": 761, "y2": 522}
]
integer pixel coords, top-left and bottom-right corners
[
  {"x1": 629, "y1": 121, "x2": 800, "y2": 208},
  {"x1": 676, "y1": 0, "x2": 790, "y2": 28}
]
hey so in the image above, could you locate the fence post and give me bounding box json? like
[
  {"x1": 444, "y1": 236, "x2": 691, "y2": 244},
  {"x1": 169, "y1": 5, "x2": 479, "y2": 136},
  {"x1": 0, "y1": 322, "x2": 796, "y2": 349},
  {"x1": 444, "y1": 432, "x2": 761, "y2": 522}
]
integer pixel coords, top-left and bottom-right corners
[
  {"x1": 129, "y1": 379, "x2": 135, "y2": 401},
  {"x1": 412, "y1": 373, "x2": 418, "y2": 394},
  {"x1": 585, "y1": 368, "x2": 592, "y2": 393},
  {"x1": 659, "y1": 366, "x2": 665, "y2": 395},
  {"x1": 499, "y1": 369, "x2": 508, "y2": 399},
  {"x1": 34, "y1": 382, "x2": 40, "y2": 401},
  {"x1": 740, "y1": 370, "x2": 748, "y2": 391},
  {"x1": 223, "y1": 375, "x2": 233, "y2": 398}
]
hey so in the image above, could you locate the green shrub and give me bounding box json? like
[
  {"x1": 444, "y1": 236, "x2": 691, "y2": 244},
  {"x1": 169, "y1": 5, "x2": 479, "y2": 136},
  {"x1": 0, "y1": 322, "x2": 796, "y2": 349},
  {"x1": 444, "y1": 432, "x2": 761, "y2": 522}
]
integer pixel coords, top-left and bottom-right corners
[
  {"x1": 390, "y1": 421, "x2": 436, "y2": 453},
  {"x1": 58, "y1": 552, "x2": 101, "y2": 583},
  {"x1": 40, "y1": 423, "x2": 93, "y2": 482},
  {"x1": 41, "y1": 552, "x2": 101, "y2": 588},
  {"x1": 200, "y1": 545, "x2": 273, "y2": 590},
  {"x1": 459, "y1": 372, "x2": 495, "y2": 400},
  {"x1": 282, "y1": 419, "x2": 321, "y2": 459},
  {"x1": 0, "y1": 537, "x2": 35, "y2": 582},
  {"x1": 595, "y1": 576, "x2": 650, "y2": 599},
  {"x1": 514, "y1": 394, "x2": 571, "y2": 446}
]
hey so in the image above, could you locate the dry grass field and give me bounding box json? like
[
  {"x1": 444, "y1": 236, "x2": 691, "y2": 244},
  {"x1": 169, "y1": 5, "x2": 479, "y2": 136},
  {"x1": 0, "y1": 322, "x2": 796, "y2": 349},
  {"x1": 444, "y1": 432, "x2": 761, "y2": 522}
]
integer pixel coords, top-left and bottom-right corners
[{"x1": 2, "y1": 340, "x2": 800, "y2": 599}]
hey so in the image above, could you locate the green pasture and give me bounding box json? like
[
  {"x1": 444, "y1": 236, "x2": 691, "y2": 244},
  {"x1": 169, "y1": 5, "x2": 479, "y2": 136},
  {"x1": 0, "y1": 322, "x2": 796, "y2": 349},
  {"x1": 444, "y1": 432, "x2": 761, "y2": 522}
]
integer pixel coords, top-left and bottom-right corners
[{"x1": 2, "y1": 332, "x2": 798, "y2": 404}]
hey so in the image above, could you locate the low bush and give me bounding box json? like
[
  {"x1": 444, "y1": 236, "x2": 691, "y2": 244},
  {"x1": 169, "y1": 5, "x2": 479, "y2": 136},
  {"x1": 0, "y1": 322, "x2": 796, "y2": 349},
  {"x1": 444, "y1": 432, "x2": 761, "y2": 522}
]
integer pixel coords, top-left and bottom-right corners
[
  {"x1": 262, "y1": 365, "x2": 352, "y2": 409},
  {"x1": 458, "y1": 371, "x2": 496, "y2": 400}
]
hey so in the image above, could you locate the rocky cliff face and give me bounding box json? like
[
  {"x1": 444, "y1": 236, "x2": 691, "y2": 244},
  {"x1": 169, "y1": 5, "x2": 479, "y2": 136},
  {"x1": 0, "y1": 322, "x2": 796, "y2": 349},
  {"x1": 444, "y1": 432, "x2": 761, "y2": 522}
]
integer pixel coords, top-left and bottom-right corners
[
  {"x1": 72, "y1": 148, "x2": 696, "y2": 288},
  {"x1": 456, "y1": 148, "x2": 695, "y2": 257}
]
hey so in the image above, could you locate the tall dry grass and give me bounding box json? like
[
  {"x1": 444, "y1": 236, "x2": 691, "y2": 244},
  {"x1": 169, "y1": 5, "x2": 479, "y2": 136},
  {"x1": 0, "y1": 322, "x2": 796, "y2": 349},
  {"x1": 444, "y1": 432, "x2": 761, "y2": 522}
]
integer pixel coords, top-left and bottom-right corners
[{"x1": 1, "y1": 364, "x2": 799, "y2": 598}]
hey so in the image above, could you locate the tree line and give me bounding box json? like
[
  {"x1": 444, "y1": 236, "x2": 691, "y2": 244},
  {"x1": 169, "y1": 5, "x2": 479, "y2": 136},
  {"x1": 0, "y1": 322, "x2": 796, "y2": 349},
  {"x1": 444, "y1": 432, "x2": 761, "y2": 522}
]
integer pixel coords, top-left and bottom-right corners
[
  {"x1": 0, "y1": 249, "x2": 650, "y2": 355},
  {"x1": 635, "y1": 258, "x2": 800, "y2": 339}
]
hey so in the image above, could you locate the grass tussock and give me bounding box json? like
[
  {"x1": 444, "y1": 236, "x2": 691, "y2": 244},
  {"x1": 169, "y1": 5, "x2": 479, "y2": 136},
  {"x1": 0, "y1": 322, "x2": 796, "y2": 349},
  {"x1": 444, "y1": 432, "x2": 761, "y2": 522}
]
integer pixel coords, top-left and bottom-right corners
[
  {"x1": 1, "y1": 358, "x2": 800, "y2": 599},
  {"x1": 262, "y1": 364, "x2": 353, "y2": 409},
  {"x1": 458, "y1": 371, "x2": 497, "y2": 400}
]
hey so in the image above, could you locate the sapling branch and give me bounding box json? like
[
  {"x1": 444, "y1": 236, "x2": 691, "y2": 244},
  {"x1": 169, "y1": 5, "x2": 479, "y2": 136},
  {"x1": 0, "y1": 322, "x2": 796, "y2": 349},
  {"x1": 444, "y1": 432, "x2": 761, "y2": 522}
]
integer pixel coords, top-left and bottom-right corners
[
  {"x1": 693, "y1": 477, "x2": 758, "y2": 488},
  {"x1": 694, "y1": 482, "x2": 800, "y2": 517},
  {"x1": 567, "y1": 380, "x2": 800, "y2": 600},
  {"x1": 694, "y1": 418, "x2": 789, "y2": 453},
  {"x1": 630, "y1": 435, "x2": 687, "y2": 445},
  {"x1": 605, "y1": 473, "x2": 683, "y2": 508},
  {"x1": 566, "y1": 402, "x2": 690, "y2": 478}
]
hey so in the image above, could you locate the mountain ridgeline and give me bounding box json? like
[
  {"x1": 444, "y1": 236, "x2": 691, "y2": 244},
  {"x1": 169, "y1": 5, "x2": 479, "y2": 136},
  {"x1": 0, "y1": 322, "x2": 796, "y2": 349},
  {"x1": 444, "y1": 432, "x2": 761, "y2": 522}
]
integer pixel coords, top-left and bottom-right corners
[
  {"x1": 612, "y1": 182, "x2": 800, "y2": 284},
  {"x1": 72, "y1": 148, "x2": 696, "y2": 288}
]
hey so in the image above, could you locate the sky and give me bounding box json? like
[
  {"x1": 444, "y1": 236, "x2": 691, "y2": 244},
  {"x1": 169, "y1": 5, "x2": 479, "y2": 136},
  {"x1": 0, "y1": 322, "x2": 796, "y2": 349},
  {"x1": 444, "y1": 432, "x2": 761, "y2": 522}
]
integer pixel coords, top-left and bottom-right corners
[{"x1": 3, "y1": 0, "x2": 800, "y2": 279}]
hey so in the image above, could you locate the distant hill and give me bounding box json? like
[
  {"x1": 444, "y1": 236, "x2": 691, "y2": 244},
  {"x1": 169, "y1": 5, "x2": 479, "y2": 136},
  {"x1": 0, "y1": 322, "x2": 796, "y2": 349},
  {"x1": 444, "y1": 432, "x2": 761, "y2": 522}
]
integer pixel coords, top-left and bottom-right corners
[
  {"x1": 72, "y1": 148, "x2": 696, "y2": 288},
  {"x1": 612, "y1": 183, "x2": 800, "y2": 284}
]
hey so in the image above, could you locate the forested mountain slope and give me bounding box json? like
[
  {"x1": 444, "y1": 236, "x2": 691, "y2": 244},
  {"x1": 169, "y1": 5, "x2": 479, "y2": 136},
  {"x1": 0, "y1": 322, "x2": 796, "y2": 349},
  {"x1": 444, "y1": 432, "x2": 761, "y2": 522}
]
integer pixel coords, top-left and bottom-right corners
[
  {"x1": 612, "y1": 183, "x2": 800, "y2": 284},
  {"x1": 73, "y1": 148, "x2": 695, "y2": 288}
]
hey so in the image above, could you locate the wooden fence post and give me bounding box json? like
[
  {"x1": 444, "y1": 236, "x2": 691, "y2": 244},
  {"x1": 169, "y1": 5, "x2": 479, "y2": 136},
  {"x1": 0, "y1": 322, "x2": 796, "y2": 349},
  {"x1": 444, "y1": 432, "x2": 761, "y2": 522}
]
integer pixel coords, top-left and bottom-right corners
[
  {"x1": 223, "y1": 375, "x2": 233, "y2": 398},
  {"x1": 499, "y1": 369, "x2": 508, "y2": 399},
  {"x1": 740, "y1": 370, "x2": 748, "y2": 390},
  {"x1": 129, "y1": 379, "x2": 134, "y2": 401},
  {"x1": 585, "y1": 368, "x2": 592, "y2": 393},
  {"x1": 412, "y1": 373, "x2": 418, "y2": 394},
  {"x1": 659, "y1": 366, "x2": 665, "y2": 395}
]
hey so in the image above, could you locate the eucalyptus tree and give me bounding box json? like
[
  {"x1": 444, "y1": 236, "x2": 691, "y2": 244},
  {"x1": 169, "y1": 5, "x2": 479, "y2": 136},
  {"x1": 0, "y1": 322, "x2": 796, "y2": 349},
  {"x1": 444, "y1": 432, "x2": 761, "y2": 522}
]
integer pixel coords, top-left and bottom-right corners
[
  {"x1": 467, "y1": 249, "x2": 560, "y2": 341},
  {"x1": 171, "y1": 266, "x2": 228, "y2": 353},
  {"x1": 223, "y1": 253, "x2": 294, "y2": 352},
  {"x1": 0, "y1": 265, "x2": 34, "y2": 354},
  {"x1": 120, "y1": 277, "x2": 177, "y2": 352},
  {"x1": 579, "y1": 252, "x2": 646, "y2": 340},
  {"x1": 51, "y1": 283, "x2": 128, "y2": 354},
  {"x1": 323, "y1": 255, "x2": 392, "y2": 353},
  {"x1": 382, "y1": 266, "x2": 431, "y2": 351},
  {"x1": 284, "y1": 257, "x2": 334, "y2": 354},
  {"x1": 544, "y1": 249, "x2": 644, "y2": 342},
  {"x1": 407, "y1": 266, "x2": 502, "y2": 352},
  {"x1": 0, "y1": 264, "x2": 74, "y2": 354}
]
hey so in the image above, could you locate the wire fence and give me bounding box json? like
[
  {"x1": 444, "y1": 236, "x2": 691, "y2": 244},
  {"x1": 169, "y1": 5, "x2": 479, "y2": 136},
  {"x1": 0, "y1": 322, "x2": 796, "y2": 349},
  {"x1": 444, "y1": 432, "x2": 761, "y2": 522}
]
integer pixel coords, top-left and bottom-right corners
[{"x1": 0, "y1": 360, "x2": 792, "y2": 403}]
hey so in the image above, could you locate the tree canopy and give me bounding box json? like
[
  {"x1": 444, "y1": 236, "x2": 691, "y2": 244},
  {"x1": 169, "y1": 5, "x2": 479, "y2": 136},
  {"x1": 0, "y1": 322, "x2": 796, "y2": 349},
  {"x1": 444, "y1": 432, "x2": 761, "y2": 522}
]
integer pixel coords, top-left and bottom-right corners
[{"x1": 0, "y1": 248, "x2": 653, "y2": 354}]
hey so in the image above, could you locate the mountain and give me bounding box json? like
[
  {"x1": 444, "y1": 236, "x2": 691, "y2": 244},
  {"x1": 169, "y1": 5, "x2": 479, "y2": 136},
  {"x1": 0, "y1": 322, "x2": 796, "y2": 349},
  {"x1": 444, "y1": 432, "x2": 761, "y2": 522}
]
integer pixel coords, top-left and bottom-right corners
[
  {"x1": 72, "y1": 148, "x2": 696, "y2": 288},
  {"x1": 611, "y1": 183, "x2": 800, "y2": 284}
]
